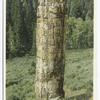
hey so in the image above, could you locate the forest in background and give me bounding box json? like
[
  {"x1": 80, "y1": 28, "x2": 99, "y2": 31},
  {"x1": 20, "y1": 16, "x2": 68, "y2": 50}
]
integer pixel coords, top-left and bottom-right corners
[
  {"x1": 6, "y1": 0, "x2": 93, "y2": 99},
  {"x1": 6, "y1": 0, "x2": 93, "y2": 58}
]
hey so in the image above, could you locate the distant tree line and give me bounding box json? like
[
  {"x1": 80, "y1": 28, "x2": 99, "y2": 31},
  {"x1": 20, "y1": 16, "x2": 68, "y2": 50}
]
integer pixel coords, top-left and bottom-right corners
[
  {"x1": 66, "y1": 0, "x2": 93, "y2": 49},
  {"x1": 6, "y1": 0, "x2": 37, "y2": 58},
  {"x1": 6, "y1": 0, "x2": 93, "y2": 58}
]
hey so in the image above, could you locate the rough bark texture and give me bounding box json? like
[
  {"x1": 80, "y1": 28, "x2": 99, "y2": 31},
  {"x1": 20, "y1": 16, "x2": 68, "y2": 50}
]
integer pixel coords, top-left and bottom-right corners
[{"x1": 35, "y1": 0, "x2": 65, "y2": 100}]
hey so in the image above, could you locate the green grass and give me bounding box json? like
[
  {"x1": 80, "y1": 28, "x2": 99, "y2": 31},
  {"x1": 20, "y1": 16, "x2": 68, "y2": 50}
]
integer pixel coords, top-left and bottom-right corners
[
  {"x1": 6, "y1": 49, "x2": 93, "y2": 100},
  {"x1": 64, "y1": 49, "x2": 93, "y2": 99}
]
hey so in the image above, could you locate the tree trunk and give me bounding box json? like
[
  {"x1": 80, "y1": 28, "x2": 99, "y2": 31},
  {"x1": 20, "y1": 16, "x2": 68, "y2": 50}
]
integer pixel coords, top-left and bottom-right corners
[{"x1": 35, "y1": 0, "x2": 65, "y2": 100}]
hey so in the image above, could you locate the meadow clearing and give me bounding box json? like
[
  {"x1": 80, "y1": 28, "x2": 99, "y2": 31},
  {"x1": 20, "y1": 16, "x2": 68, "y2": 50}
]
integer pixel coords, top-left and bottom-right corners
[{"x1": 6, "y1": 49, "x2": 93, "y2": 100}]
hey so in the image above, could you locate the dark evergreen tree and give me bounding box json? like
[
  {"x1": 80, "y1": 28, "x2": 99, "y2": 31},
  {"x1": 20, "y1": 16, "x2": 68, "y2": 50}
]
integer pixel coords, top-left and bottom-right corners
[{"x1": 6, "y1": 0, "x2": 37, "y2": 57}]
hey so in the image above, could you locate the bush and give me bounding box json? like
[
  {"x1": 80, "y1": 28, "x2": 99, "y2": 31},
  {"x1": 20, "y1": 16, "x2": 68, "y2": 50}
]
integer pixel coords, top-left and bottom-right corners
[{"x1": 66, "y1": 17, "x2": 93, "y2": 49}]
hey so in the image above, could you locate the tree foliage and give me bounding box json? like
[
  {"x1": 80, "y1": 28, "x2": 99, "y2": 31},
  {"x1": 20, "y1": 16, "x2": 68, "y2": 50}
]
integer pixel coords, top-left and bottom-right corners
[
  {"x1": 66, "y1": 17, "x2": 93, "y2": 49},
  {"x1": 6, "y1": 0, "x2": 37, "y2": 58},
  {"x1": 6, "y1": 0, "x2": 93, "y2": 58},
  {"x1": 66, "y1": 0, "x2": 93, "y2": 20}
]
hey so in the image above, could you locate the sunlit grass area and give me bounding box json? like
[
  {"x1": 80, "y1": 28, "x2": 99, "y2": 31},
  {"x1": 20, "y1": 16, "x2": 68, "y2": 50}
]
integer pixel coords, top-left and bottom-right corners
[{"x1": 6, "y1": 49, "x2": 93, "y2": 100}]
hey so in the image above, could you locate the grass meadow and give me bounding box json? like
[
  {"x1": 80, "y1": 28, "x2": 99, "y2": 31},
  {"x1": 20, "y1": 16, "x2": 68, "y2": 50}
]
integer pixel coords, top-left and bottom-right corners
[{"x1": 6, "y1": 49, "x2": 93, "y2": 100}]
